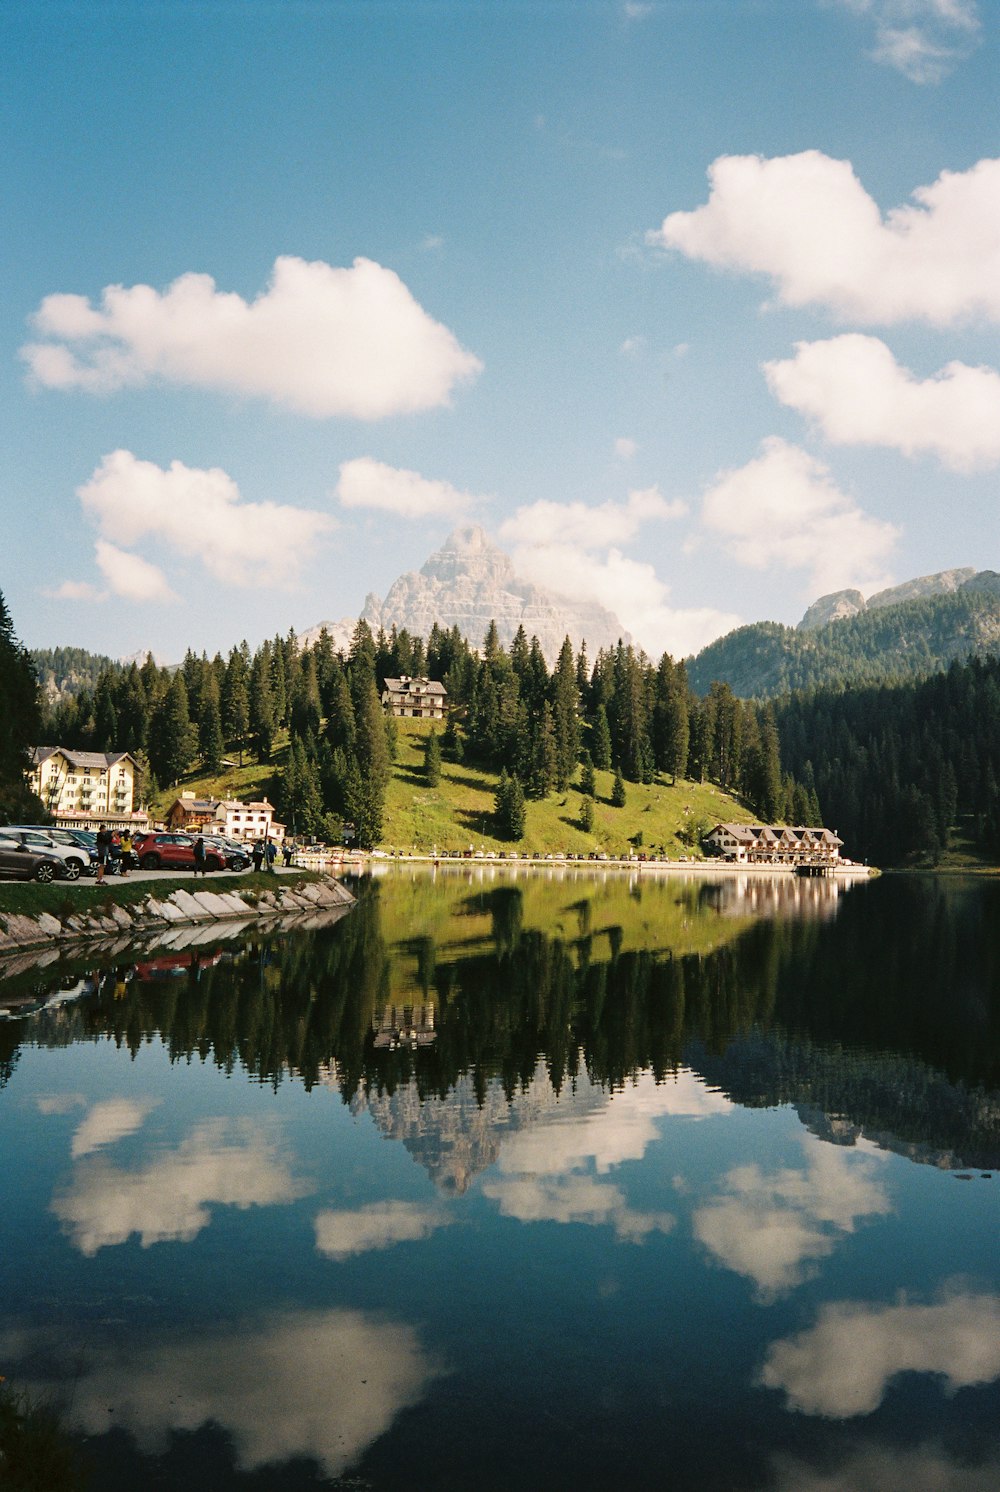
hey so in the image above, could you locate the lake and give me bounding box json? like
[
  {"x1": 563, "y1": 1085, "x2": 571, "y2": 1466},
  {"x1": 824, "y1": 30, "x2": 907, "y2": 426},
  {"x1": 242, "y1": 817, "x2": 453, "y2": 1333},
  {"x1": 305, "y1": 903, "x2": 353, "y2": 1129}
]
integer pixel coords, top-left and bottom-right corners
[{"x1": 1, "y1": 866, "x2": 998, "y2": 1491}]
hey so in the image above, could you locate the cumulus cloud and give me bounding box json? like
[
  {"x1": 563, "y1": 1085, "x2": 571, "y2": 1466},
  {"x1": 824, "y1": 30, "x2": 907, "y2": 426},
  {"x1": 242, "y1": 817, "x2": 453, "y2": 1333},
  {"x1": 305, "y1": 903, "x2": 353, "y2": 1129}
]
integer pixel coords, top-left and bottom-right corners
[
  {"x1": 42, "y1": 580, "x2": 107, "y2": 602},
  {"x1": 336, "y1": 456, "x2": 477, "y2": 520},
  {"x1": 650, "y1": 151, "x2": 1000, "y2": 326},
  {"x1": 71, "y1": 1097, "x2": 159, "y2": 1158},
  {"x1": 693, "y1": 1136, "x2": 891, "y2": 1299},
  {"x1": 51, "y1": 1117, "x2": 310, "y2": 1254},
  {"x1": 771, "y1": 1441, "x2": 1000, "y2": 1492},
  {"x1": 700, "y1": 436, "x2": 899, "y2": 594},
  {"x1": 2, "y1": 1309, "x2": 441, "y2": 1480},
  {"x1": 501, "y1": 486, "x2": 686, "y2": 551},
  {"x1": 511, "y1": 540, "x2": 740, "y2": 658},
  {"x1": 21, "y1": 255, "x2": 482, "y2": 418},
  {"x1": 760, "y1": 1285, "x2": 1000, "y2": 1417},
  {"x1": 94, "y1": 539, "x2": 177, "y2": 603},
  {"x1": 79, "y1": 450, "x2": 334, "y2": 588},
  {"x1": 615, "y1": 437, "x2": 638, "y2": 460},
  {"x1": 836, "y1": 1, "x2": 981, "y2": 83},
  {"x1": 765, "y1": 335, "x2": 1000, "y2": 471},
  {"x1": 315, "y1": 1201, "x2": 452, "y2": 1259},
  {"x1": 482, "y1": 1070, "x2": 729, "y2": 1243}
]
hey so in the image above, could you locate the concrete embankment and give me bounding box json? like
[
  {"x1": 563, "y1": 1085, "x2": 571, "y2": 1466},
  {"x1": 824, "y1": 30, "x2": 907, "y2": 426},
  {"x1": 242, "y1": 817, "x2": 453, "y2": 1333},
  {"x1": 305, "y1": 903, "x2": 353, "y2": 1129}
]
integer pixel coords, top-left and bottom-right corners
[{"x1": 0, "y1": 877, "x2": 355, "y2": 955}]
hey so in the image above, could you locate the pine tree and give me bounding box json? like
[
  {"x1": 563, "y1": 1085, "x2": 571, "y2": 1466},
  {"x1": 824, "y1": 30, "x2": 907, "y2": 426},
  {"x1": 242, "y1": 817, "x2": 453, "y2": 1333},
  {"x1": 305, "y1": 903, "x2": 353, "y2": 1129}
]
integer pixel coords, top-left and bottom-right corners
[
  {"x1": 0, "y1": 589, "x2": 43, "y2": 821},
  {"x1": 592, "y1": 704, "x2": 612, "y2": 770},
  {"x1": 150, "y1": 673, "x2": 196, "y2": 785},
  {"x1": 579, "y1": 749, "x2": 596, "y2": 799},
  {"x1": 551, "y1": 636, "x2": 580, "y2": 791},
  {"x1": 249, "y1": 650, "x2": 276, "y2": 761},
  {"x1": 198, "y1": 674, "x2": 225, "y2": 771},
  {"x1": 495, "y1": 769, "x2": 526, "y2": 840},
  {"x1": 611, "y1": 766, "x2": 627, "y2": 808},
  {"x1": 580, "y1": 794, "x2": 595, "y2": 833},
  {"x1": 425, "y1": 729, "x2": 442, "y2": 786},
  {"x1": 221, "y1": 648, "x2": 250, "y2": 764}
]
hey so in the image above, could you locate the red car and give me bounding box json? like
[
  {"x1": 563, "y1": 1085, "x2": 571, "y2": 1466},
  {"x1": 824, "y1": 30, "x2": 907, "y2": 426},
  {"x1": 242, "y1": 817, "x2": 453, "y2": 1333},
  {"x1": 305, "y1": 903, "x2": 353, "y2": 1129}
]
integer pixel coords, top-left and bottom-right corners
[{"x1": 133, "y1": 833, "x2": 227, "y2": 872}]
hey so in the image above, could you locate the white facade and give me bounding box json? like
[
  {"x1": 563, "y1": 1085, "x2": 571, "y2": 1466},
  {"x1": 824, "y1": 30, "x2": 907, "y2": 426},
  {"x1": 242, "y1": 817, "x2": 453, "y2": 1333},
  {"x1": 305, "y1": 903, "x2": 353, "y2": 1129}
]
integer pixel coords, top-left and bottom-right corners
[{"x1": 28, "y1": 747, "x2": 146, "y2": 830}]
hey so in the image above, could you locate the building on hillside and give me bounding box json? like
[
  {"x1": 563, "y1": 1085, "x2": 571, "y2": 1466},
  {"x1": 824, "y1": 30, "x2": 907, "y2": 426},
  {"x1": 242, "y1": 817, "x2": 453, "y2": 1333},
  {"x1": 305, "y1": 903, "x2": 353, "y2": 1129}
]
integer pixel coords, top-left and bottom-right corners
[
  {"x1": 28, "y1": 747, "x2": 149, "y2": 832},
  {"x1": 703, "y1": 822, "x2": 845, "y2": 864},
  {"x1": 381, "y1": 676, "x2": 448, "y2": 720},
  {"x1": 166, "y1": 791, "x2": 284, "y2": 842}
]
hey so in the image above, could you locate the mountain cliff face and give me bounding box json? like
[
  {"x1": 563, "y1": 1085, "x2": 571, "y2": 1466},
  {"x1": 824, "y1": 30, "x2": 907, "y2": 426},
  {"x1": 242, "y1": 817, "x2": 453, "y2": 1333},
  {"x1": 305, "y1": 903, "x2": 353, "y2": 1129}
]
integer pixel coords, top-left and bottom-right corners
[
  {"x1": 302, "y1": 525, "x2": 630, "y2": 661},
  {"x1": 797, "y1": 568, "x2": 979, "y2": 631}
]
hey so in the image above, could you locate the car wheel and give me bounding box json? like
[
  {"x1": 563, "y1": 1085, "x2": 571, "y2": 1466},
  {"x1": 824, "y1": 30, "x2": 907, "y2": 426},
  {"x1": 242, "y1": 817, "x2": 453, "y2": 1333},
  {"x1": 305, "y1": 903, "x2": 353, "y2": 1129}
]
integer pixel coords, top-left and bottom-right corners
[
  {"x1": 141, "y1": 854, "x2": 161, "y2": 870},
  {"x1": 34, "y1": 861, "x2": 56, "y2": 883},
  {"x1": 63, "y1": 860, "x2": 82, "y2": 881}
]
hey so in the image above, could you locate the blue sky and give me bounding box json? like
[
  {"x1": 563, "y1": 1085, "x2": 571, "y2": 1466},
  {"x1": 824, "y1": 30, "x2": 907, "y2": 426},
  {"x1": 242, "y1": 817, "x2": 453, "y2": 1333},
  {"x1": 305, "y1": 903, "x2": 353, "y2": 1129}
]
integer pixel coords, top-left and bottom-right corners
[{"x1": 3, "y1": 0, "x2": 998, "y2": 662}]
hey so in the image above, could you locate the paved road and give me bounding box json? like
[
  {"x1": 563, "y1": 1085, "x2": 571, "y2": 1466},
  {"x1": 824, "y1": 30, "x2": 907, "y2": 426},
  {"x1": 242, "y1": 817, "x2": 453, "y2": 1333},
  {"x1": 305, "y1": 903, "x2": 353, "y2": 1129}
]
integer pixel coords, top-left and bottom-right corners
[{"x1": 65, "y1": 866, "x2": 302, "y2": 889}]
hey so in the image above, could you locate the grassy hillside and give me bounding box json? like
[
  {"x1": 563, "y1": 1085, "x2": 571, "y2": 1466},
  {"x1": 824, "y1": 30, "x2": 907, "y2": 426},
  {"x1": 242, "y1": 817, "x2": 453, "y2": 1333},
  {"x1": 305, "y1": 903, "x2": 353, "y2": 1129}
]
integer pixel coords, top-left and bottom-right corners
[{"x1": 152, "y1": 719, "x2": 757, "y2": 856}]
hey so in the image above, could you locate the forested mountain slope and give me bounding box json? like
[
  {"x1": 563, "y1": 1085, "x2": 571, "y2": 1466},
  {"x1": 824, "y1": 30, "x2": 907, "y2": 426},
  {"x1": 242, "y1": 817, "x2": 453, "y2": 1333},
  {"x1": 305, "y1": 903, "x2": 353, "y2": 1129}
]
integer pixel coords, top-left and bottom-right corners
[{"x1": 688, "y1": 588, "x2": 1000, "y2": 698}]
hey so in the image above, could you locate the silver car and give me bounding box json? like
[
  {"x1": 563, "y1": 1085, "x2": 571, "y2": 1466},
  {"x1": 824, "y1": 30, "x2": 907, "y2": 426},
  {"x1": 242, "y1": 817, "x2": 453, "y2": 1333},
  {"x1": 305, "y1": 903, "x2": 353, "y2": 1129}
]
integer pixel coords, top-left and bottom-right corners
[{"x1": 2, "y1": 828, "x2": 95, "y2": 881}]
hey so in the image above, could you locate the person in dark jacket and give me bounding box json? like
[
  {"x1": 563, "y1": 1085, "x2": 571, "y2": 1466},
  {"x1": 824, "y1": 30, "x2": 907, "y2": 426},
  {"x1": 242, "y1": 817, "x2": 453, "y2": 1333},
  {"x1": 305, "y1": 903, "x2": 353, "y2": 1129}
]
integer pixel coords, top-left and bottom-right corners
[
  {"x1": 251, "y1": 839, "x2": 265, "y2": 873},
  {"x1": 193, "y1": 836, "x2": 207, "y2": 877}
]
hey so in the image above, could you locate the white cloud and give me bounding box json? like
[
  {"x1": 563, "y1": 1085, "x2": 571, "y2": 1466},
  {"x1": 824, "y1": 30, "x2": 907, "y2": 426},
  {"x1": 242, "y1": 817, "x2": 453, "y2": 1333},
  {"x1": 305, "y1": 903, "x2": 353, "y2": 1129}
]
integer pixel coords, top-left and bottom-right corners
[
  {"x1": 483, "y1": 1171, "x2": 675, "y2": 1242},
  {"x1": 79, "y1": 450, "x2": 334, "y2": 588},
  {"x1": 615, "y1": 437, "x2": 638, "y2": 460},
  {"x1": 836, "y1": 1, "x2": 981, "y2": 82},
  {"x1": 2, "y1": 1309, "x2": 441, "y2": 1480},
  {"x1": 336, "y1": 456, "x2": 477, "y2": 520},
  {"x1": 51, "y1": 1117, "x2": 310, "y2": 1254},
  {"x1": 315, "y1": 1201, "x2": 452, "y2": 1259},
  {"x1": 71, "y1": 1097, "x2": 159, "y2": 1158},
  {"x1": 511, "y1": 540, "x2": 740, "y2": 658},
  {"x1": 36, "y1": 1092, "x2": 86, "y2": 1115},
  {"x1": 42, "y1": 579, "x2": 107, "y2": 602},
  {"x1": 765, "y1": 335, "x2": 1000, "y2": 471},
  {"x1": 94, "y1": 540, "x2": 177, "y2": 603},
  {"x1": 501, "y1": 486, "x2": 687, "y2": 552},
  {"x1": 760, "y1": 1285, "x2": 1000, "y2": 1417},
  {"x1": 619, "y1": 335, "x2": 645, "y2": 355},
  {"x1": 772, "y1": 1441, "x2": 1000, "y2": 1492},
  {"x1": 693, "y1": 1136, "x2": 891, "y2": 1299},
  {"x1": 22, "y1": 255, "x2": 482, "y2": 418},
  {"x1": 700, "y1": 436, "x2": 899, "y2": 594},
  {"x1": 650, "y1": 151, "x2": 1000, "y2": 326},
  {"x1": 482, "y1": 1070, "x2": 728, "y2": 1243}
]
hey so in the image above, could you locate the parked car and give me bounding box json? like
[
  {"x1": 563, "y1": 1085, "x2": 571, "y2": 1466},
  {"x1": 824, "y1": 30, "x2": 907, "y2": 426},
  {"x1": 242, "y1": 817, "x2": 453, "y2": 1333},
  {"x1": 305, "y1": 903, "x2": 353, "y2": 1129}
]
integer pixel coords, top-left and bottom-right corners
[
  {"x1": 10, "y1": 824, "x2": 101, "y2": 873},
  {"x1": 0, "y1": 834, "x2": 63, "y2": 882},
  {"x1": 202, "y1": 836, "x2": 251, "y2": 870},
  {"x1": 132, "y1": 833, "x2": 228, "y2": 872},
  {"x1": 1, "y1": 828, "x2": 95, "y2": 880}
]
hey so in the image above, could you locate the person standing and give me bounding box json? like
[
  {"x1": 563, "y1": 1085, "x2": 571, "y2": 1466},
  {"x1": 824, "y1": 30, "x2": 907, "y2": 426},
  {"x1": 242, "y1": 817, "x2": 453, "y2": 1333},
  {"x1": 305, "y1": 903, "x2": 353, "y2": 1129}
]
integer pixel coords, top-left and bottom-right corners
[
  {"x1": 119, "y1": 830, "x2": 133, "y2": 876},
  {"x1": 251, "y1": 839, "x2": 265, "y2": 873},
  {"x1": 95, "y1": 825, "x2": 109, "y2": 884},
  {"x1": 264, "y1": 836, "x2": 277, "y2": 872},
  {"x1": 193, "y1": 835, "x2": 207, "y2": 877}
]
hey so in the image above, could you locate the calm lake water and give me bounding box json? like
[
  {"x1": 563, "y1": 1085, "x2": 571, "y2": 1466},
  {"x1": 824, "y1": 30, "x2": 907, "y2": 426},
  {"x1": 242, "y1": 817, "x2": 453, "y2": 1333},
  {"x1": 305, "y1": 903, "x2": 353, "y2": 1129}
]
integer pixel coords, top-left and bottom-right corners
[{"x1": 1, "y1": 867, "x2": 998, "y2": 1491}]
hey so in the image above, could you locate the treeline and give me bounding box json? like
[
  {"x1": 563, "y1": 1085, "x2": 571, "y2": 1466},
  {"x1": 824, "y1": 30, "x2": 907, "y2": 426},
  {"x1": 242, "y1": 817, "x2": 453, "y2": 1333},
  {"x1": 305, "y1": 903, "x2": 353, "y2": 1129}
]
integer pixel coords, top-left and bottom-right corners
[
  {"x1": 37, "y1": 613, "x2": 816, "y2": 845},
  {"x1": 775, "y1": 653, "x2": 1000, "y2": 865},
  {"x1": 687, "y1": 588, "x2": 1000, "y2": 699}
]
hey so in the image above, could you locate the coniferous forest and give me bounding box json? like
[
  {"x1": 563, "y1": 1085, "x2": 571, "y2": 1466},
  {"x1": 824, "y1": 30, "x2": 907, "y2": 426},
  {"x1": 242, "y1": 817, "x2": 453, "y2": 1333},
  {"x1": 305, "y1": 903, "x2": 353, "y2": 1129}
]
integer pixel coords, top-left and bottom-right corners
[{"x1": 4, "y1": 584, "x2": 999, "y2": 866}]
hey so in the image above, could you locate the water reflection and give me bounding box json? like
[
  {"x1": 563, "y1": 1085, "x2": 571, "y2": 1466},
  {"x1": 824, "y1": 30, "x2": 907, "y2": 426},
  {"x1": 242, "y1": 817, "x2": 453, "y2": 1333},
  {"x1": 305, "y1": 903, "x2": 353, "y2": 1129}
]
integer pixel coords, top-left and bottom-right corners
[
  {"x1": 693, "y1": 1134, "x2": 891, "y2": 1299},
  {"x1": 50, "y1": 1114, "x2": 310, "y2": 1254},
  {"x1": 760, "y1": 1285, "x2": 1000, "y2": 1417},
  {"x1": 2, "y1": 1308, "x2": 442, "y2": 1480},
  {"x1": 1, "y1": 867, "x2": 998, "y2": 1490}
]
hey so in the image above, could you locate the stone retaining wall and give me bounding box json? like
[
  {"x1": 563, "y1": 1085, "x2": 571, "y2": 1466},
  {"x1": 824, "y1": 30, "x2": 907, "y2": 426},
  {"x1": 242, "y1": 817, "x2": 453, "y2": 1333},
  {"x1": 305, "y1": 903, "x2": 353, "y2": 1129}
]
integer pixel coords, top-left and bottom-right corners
[{"x1": 0, "y1": 878, "x2": 355, "y2": 954}]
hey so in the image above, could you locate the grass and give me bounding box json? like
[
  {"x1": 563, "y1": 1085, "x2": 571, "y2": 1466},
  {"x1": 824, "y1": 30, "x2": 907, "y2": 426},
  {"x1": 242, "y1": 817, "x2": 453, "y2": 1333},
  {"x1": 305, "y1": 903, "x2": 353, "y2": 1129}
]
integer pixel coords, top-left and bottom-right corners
[
  {"x1": 149, "y1": 719, "x2": 758, "y2": 857},
  {"x1": 382, "y1": 719, "x2": 753, "y2": 856},
  {"x1": 0, "y1": 869, "x2": 323, "y2": 920}
]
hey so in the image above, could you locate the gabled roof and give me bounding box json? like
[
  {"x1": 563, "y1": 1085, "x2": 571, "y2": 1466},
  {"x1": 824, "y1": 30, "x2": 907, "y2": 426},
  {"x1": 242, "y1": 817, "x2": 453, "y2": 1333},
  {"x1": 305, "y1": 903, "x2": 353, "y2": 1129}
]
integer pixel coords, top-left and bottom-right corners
[
  {"x1": 382, "y1": 677, "x2": 447, "y2": 696},
  {"x1": 32, "y1": 747, "x2": 135, "y2": 769}
]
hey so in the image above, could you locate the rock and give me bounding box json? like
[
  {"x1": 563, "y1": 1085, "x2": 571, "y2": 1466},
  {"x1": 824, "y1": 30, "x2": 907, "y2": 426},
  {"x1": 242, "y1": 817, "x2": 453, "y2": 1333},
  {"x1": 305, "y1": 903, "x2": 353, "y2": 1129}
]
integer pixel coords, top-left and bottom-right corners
[
  {"x1": 866, "y1": 568, "x2": 977, "y2": 611},
  {"x1": 798, "y1": 589, "x2": 867, "y2": 631},
  {"x1": 303, "y1": 525, "x2": 630, "y2": 663}
]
